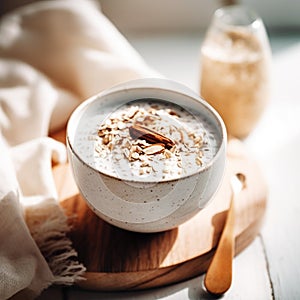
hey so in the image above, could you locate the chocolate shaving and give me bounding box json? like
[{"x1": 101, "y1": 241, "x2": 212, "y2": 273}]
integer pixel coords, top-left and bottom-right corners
[{"x1": 129, "y1": 124, "x2": 175, "y2": 149}]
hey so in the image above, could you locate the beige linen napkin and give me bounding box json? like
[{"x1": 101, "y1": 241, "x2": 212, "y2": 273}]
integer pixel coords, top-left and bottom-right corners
[{"x1": 0, "y1": 0, "x2": 158, "y2": 299}]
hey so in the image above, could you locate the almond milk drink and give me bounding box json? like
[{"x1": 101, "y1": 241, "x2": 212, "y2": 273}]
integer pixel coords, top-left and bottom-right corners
[{"x1": 200, "y1": 6, "x2": 271, "y2": 139}]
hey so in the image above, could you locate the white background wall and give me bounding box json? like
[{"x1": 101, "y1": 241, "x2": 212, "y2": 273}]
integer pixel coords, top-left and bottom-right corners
[
  {"x1": 1, "y1": 0, "x2": 300, "y2": 33},
  {"x1": 99, "y1": 0, "x2": 300, "y2": 34}
]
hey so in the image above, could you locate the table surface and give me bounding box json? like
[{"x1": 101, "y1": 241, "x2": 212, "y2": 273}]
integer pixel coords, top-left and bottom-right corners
[{"x1": 38, "y1": 31, "x2": 300, "y2": 300}]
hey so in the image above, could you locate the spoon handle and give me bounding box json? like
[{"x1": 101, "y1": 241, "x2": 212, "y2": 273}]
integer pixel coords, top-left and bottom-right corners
[{"x1": 204, "y1": 196, "x2": 235, "y2": 295}]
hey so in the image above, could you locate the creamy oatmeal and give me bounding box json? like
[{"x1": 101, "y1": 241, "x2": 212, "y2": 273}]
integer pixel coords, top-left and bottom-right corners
[{"x1": 74, "y1": 99, "x2": 219, "y2": 181}]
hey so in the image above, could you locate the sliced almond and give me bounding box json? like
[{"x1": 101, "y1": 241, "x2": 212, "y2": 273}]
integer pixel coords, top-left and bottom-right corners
[
  {"x1": 108, "y1": 142, "x2": 114, "y2": 151},
  {"x1": 95, "y1": 145, "x2": 103, "y2": 153},
  {"x1": 177, "y1": 161, "x2": 183, "y2": 168},
  {"x1": 123, "y1": 139, "x2": 132, "y2": 149},
  {"x1": 141, "y1": 162, "x2": 150, "y2": 167},
  {"x1": 98, "y1": 129, "x2": 106, "y2": 137},
  {"x1": 127, "y1": 108, "x2": 139, "y2": 119},
  {"x1": 164, "y1": 149, "x2": 172, "y2": 159},
  {"x1": 194, "y1": 136, "x2": 203, "y2": 143},
  {"x1": 179, "y1": 129, "x2": 185, "y2": 143},
  {"x1": 123, "y1": 148, "x2": 130, "y2": 158},
  {"x1": 145, "y1": 167, "x2": 151, "y2": 174},
  {"x1": 129, "y1": 124, "x2": 175, "y2": 149},
  {"x1": 143, "y1": 143, "x2": 165, "y2": 155},
  {"x1": 131, "y1": 152, "x2": 139, "y2": 160},
  {"x1": 102, "y1": 135, "x2": 110, "y2": 145},
  {"x1": 188, "y1": 131, "x2": 196, "y2": 139},
  {"x1": 196, "y1": 156, "x2": 203, "y2": 166},
  {"x1": 167, "y1": 109, "x2": 179, "y2": 117}
]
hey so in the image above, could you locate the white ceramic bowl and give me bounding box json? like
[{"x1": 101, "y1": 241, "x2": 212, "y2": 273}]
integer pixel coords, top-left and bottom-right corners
[{"x1": 67, "y1": 78, "x2": 227, "y2": 232}]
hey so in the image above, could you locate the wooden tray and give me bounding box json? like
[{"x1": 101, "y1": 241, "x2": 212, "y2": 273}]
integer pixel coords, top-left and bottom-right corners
[{"x1": 53, "y1": 137, "x2": 267, "y2": 291}]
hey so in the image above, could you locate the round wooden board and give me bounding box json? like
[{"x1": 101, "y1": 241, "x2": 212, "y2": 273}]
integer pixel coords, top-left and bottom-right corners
[{"x1": 52, "y1": 137, "x2": 267, "y2": 291}]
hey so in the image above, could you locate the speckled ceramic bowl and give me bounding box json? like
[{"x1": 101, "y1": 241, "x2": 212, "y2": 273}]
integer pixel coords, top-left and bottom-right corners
[{"x1": 66, "y1": 78, "x2": 226, "y2": 232}]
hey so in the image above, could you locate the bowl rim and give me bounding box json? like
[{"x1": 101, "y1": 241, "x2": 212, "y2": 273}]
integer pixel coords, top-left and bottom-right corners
[{"x1": 66, "y1": 78, "x2": 227, "y2": 183}]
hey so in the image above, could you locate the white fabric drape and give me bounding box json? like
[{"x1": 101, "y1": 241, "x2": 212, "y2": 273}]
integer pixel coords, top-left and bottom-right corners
[{"x1": 0, "y1": 0, "x2": 158, "y2": 298}]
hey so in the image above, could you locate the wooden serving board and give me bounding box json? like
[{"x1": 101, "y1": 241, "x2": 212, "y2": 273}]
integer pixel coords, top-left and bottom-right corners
[{"x1": 52, "y1": 134, "x2": 267, "y2": 291}]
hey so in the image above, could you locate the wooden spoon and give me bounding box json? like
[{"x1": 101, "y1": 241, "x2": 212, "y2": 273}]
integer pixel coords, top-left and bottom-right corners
[{"x1": 204, "y1": 173, "x2": 246, "y2": 295}]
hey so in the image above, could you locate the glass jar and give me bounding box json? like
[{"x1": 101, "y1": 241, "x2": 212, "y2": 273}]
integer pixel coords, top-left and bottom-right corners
[{"x1": 200, "y1": 5, "x2": 272, "y2": 139}]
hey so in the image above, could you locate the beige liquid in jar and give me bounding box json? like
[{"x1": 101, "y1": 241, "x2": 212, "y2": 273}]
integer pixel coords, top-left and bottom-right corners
[{"x1": 200, "y1": 29, "x2": 270, "y2": 139}]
